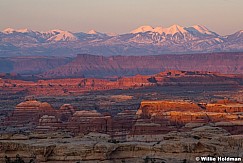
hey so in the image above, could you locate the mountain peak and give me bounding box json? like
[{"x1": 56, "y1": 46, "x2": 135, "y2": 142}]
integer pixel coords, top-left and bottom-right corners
[
  {"x1": 238, "y1": 30, "x2": 243, "y2": 33},
  {"x1": 231, "y1": 30, "x2": 243, "y2": 38},
  {"x1": 87, "y1": 29, "x2": 108, "y2": 37},
  {"x1": 192, "y1": 25, "x2": 210, "y2": 33},
  {"x1": 131, "y1": 25, "x2": 188, "y2": 35},
  {"x1": 88, "y1": 29, "x2": 98, "y2": 34},
  {"x1": 47, "y1": 29, "x2": 66, "y2": 34},
  {"x1": 153, "y1": 24, "x2": 187, "y2": 35},
  {"x1": 170, "y1": 24, "x2": 184, "y2": 29},
  {"x1": 47, "y1": 30, "x2": 77, "y2": 42},
  {"x1": 3, "y1": 28, "x2": 34, "y2": 34},
  {"x1": 167, "y1": 24, "x2": 187, "y2": 35},
  {"x1": 3, "y1": 28, "x2": 15, "y2": 34},
  {"x1": 153, "y1": 26, "x2": 164, "y2": 34},
  {"x1": 187, "y1": 25, "x2": 218, "y2": 36},
  {"x1": 131, "y1": 25, "x2": 154, "y2": 34},
  {"x1": 17, "y1": 28, "x2": 33, "y2": 33},
  {"x1": 192, "y1": 25, "x2": 208, "y2": 31}
]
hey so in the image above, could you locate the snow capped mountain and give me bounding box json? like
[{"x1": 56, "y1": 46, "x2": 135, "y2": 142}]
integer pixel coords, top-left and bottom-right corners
[
  {"x1": 1, "y1": 28, "x2": 78, "y2": 42},
  {"x1": 191, "y1": 25, "x2": 214, "y2": 35},
  {"x1": 225, "y1": 30, "x2": 243, "y2": 51},
  {"x1": 227, "y1": 30, "x2": 243, "y2": 40},
  {"x1": 128, "y1": 24, "x2": 221, "y2": 43},
  {"x1": 159, "y1": 24, "x2": 188, "y2": 35},
  {"x1": 236, "y1": 30, "x2": 243, "y2": 35},
  {"x1": 0, "y1": 25, "x2": 242, "y2": 56},
  {"x1": 87, "y1": 29, "x2": 108, "y2": 38},
  {"x1": 186, "y1": 25, "x2": 218, "y2": 37},
  {"x1": 46, "y1": 30, "x2": 78, "y2": 42},
  {"x1": 3, "y1": 28, "x2": 16, "y2": 34},
  {"x1": 128, "y1": 24, "x2": 220, "y2": 43},
  {"x1": 88, "y1": 29, "x2": 99, "y2": 35},
  {"x1": 2, "y1": 28, "x2": 34, "y2": 34},
  {"x1": 131, "y1": 25, "x2": 154, "y2": 34},
  {"x1": 16, "y1": 28, "x2": 33, "y2": 33},
  {"x1": 131, "y1": 24, "x2": 217, "y2": 36}
]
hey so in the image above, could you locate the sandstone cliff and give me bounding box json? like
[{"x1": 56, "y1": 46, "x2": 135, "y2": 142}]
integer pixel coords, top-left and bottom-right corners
[
  {"x1": 1, "y1": 52, "x2": 243, "y2": 78},
  {"x1": 0, "y1": 127, "x2": 242, "y2": 163}
]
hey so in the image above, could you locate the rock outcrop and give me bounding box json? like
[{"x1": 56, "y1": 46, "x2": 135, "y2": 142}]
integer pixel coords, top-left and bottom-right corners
[
  {"x1": 3, "y1": 98, "x2": 243, "y2": 137},
  {"x1": 1, "y1": 98, "x2": 243, "y2": 162},
  {"x1": 3, "y1": 99, "x2": 56, "y2": 131},
  {"x1": 0, "y1": 126, "x2": 242, "y2": 163},
  {"x1": 0, "y1": 70, "x2": 242, "y2": 96},
  {"x1": 41, "y1": 53, "x2": 243, "y2": 78},
  {"x1": 135, "y1": 100, "x2": 243, "y2": 135},
  {"x1": 36, "y1": 115, "x2": 61, "y2": 132},
  {"x1": 67, "y1": 110, "x2": 111, "y2": 134},
  {"x1": 206, "y1": 100, "x2": 243, "y2": 113}
]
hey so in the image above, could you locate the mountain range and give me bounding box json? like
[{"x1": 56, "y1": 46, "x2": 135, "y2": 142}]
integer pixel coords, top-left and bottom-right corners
[{"x1": 0, "y1": 25, "x2": 242, "y2": 56}]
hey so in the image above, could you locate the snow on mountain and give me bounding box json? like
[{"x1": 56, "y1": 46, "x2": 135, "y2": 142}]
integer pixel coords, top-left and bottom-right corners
[
  {"x1": 0, "y1": 25, "x2": 242, "y2": 56},
  {"x1": 46, "y1": 30, "x2": 78, "y2": 42},
  {"x1": 229, "y1": 30, "x2": 243, "y2": 38},
  {"x1": 127, "y1": 24, "x2": 223, "y2": 44},
  {"x1": 2, "y1": 28, "x2": 78, "y2": 42},
  {"x1": 2, "y1": 28, "x2": 34, "y2": 34},
  {"x1": 106, "y1": 32, "x2": 117, "y2": 36},
  {"x1": 45, "y1": 29, "x2": 66, "y2": 35},
  {"x1": 131, "y1": 24, "x2": 217, "y2": 37},
  {"x1": 186, "y1": 25, "x2": 218, "y2": 37},
  {"x1": 152, "y1": 25, "x2": 185, "y2": 35},
  {"x1": 87, "y1": 29, "x2": 108, "y2": 38},
  {"x1": 226, "y1": 30, "x2": 243, "y2": 43},
  {"x1": 3, "y1": 28, "x2": 16, "y2": 34},
  {"x1": 162, "y1": 24, "x2": 188, "y2": 35},
  {"x1": 16, "y1": 28, "x2": 33, "y2": 33},
  {"x1": 88, "y1": 29, "x2": 99, "y2": 35},
  {"x1": 131, "y1": 24, "x2": 189, "y2": 35},
  {"x1": 131, "y1": 26, "x2": 154, "y2": 34},
  {"x1": 192, "y1": 25, "x2": 212, "y2": 34}
]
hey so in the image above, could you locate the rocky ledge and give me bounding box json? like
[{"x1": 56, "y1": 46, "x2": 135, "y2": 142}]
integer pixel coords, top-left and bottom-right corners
[{"x1": 0, "y1": 126, "x2": 242, "y2": 163}]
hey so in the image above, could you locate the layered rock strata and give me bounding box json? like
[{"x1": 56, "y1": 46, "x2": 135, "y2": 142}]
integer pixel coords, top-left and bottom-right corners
[
  {"x1": 0, "y1": 127, "x2": 242, "y2": 163},
  {"x1": 0, "y1": 70, "x2": 242, "y2": 96}
]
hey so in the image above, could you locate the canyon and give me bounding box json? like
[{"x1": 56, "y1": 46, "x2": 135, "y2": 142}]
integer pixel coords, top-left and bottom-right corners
[
  {"x1": 0, "y1": 70, "x2": 242, "y2": 97},
  {"x1": 0, "y1": 70, "x2": 243, "y2": 162},
  {"x1": 1, "y1": 4, "x2": 243, "y2": 163},
  {"x1": 0, "y1": 98, "x2": 242, "y2": 162}
]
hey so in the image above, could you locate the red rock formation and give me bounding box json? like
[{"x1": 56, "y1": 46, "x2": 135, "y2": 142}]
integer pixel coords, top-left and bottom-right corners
[
  {"x1": 67, "y1": 110, "x2": 112, "y2": 134},
  {"x1": 0, "y1": 70, "x2": 242, "y2": 96},
  {"x1": 36, "y1": 115, "x2": 61, "y2": 132},
  {"x1": 135, "y1": 100, "x2": 243, "y2": 134},
  {"x1": 137, "y1": 100, "x2": 202, "y2": 119},
  {"x1": 206, "y1": 100, "x2": 243, "y2": 113},
  {"x1": 9, "y1": 56, "x2": 71, "y2": 74},
  {"x1": 41, "y1": 52, "x2": 243, "y2": 78},
  {"x1": 0, "y1": 78, "x2": 4, "y2": 86},
  {"x1": 2, "y1": 98, "x2": 243, "y2": 136},
  {"x1": 118, "y1": 75, "x2": 152, "y2": 87},
  {"x1": 58, "y1": 104, "x2": 76, "y2": 122},
  {"x1": 109, "y1": 110, "x2": 137, "y2": 140},
  {"x1": 3, "y1": 99, "x2": 56, "y2": 129}
]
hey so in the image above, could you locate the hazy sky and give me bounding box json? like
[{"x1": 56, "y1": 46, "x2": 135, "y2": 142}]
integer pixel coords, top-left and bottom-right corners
[{"x1": 0, "y1": 0, "x2": 242, "y2": 35}]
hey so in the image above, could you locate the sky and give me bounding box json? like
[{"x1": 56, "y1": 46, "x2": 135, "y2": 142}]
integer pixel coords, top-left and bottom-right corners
[{"x1": 0, "y1": 0, "x2": 242, "y2": 35}]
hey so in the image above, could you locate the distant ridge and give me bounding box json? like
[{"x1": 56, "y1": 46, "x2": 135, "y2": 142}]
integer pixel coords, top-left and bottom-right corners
[
  {"x1": 0, "y1": 25, "x2": 242, "y2": 56},
  {"x1": 0, "y1": 52, "x2": 242, "y2": 78}
]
